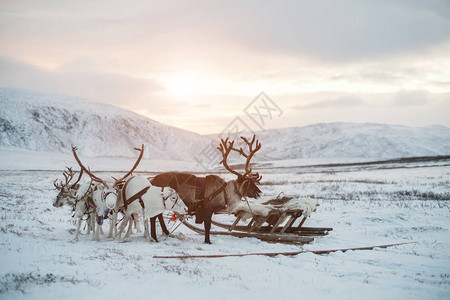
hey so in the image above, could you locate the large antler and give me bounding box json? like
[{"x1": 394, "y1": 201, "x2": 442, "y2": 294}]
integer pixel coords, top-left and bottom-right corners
[
  {"x1": 217, "y1": 135, "x2": 262, "y2": 183},
  {"x1": 217, "y1": 138, "x2": 243, "y2": 179},
  {"x1": 71, "y1": 145, "x2": 108, "y2": 188},
  {"x1": 63, "y1": 167, "x2": 75, "y2": 185},
  {"x1": 53, "y1": 167, "x2": 75, "y2": 190},
  {"x1": 71, "y1": 169, "x2": 84, "y2": 188},
  {"x1": 238, "y1": 135, "x2": 262, "y2": 182},
  {"x1": 114, "y1": 144, "x2": 145, "y2": 187}
]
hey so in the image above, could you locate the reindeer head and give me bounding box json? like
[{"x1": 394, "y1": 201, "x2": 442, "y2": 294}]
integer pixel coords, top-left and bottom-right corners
[
  {"x1": 161, "y1": 187, "x2": 188, "y2": 215},
  {"x1": 217, "y1": 135, "x2": 262, "y2": 199},
  {"x1": 53, "y1": 167, "x2": 83, "y2": 207}
]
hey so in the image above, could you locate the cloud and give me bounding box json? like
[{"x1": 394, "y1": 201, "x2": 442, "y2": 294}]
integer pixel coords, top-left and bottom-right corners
[
  {"x1": 293, "y1": 96, "x2": 366, "y2": 110},
  {"x1": 0, "y1": 56, "x2": 164, "y2": 110},
  {"x1": 178, "y1": 0, "x2": 450, "y2": 62},
  {"x1": 390, "y1": 90, "x2": 430, "y2": 107},
  {"x1": 2, "y1": 1, "x2": 450, "y2": 64}
]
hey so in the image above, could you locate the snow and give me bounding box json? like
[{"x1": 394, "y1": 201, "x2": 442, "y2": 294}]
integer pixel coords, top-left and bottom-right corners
[
  {"x1": 2, "y1": 88, "x2": 450, "y2": 163},
  {"x1": 0, "y1": 88, "x2": 210, "y2": 160},
  {"x1": 1, "y1": 156, "x2": 449, "y2": 299}
]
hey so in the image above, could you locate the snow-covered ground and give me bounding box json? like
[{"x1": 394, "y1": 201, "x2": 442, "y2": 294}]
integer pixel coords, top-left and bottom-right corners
[{"x1": 0, "y1": 157, "x2": 449, "y2": 299}]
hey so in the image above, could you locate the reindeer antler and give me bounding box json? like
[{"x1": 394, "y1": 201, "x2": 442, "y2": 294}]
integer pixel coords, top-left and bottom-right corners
[
  {"x1": 71, "y1": 145, "x2": 109, "y2": 188},
  {"x1": 239, "y1": 136, "x2": 262, "y2": 182},
  {"x1": 63, "y1": 167, "x2": 74, "y2": 185},
  {"x1": 71, "y1": 169, "x2": 84, "y2": 188},
  {"x1": 217, "y1": 135, "x2": 262, "y2": 183},
  {"x1": 54, "y1": 167, "x2": 76, "y2": 190},
  {"x1": 114, "y1": 144, "x2": 145, "y2": 187},
  {"x1": 217, "y1": 138, "x2": 243, "y2": 179}
]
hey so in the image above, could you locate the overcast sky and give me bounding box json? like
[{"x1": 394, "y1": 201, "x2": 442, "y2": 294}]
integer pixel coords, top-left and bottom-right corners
[{"x1": 1, "y1": 0, "x2": 450, "y2": 134}]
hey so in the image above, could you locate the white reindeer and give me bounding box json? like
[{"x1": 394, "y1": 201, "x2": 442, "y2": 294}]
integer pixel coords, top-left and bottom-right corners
[
  {"x1": 53, "y1": 168, "x2": 96, "y2": 240},
  {"x1": 53, "y1": 167, "x2": 83, "y2": 208},
  {"x1": 117, "y1": 176, "x2": 187, "y2": 242},
  {"x1": 71, "y1": 144, "x2": 145, "y2": 241},
  {"x1": 72, "y1": 181, "x2": 96, "y2": 240}
]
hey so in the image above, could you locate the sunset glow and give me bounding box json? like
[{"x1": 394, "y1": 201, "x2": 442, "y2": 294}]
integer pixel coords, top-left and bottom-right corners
[{"x1": 1, "y1": 1, "x2": 449, "y2": 134}]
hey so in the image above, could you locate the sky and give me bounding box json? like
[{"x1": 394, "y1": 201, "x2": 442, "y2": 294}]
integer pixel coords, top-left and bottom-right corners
[{"x1": 1, "y1": 0, "x2": 450, "y2": 134}]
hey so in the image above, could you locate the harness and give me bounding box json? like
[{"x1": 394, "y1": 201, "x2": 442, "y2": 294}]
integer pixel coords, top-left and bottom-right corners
[
  {"x1": 193, "y1": 182, "x2": 228, "y2": 210},
  {"x1": 122, "y1": 177, "x2": 179, "y2": 211},
  {"x1": 123, "y1": 185, "x2": 151, "y2": 210},
  {"x1": 163, "y1": 191, "x2": 180, "y2": 210}
]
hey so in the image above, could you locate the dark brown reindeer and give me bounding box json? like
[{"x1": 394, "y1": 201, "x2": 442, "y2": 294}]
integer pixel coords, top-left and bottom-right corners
[{"x1": 151, "y1": 135, "x2": 262, "y2": 244}]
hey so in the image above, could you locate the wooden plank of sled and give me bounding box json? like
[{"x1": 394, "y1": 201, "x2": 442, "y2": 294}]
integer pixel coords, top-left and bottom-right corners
[
  {"x1": 254, "y1": 218, "x2": 267, "y2": 232},
  {"x1": 246, "y1": 216, "x2": 257, "y2": 231},
  {"x1": 229, "y1": 216, "x2": 241, "y2": 232},
  {"x1": 250, "y1": 217, "x2": 265, "y2": 233},
  {"x1": 269, "y1": 212, "x2": 288, "y2": 233},
  {"x1": 296, "y1": 216, "x2": 307, "y2": 229},
  {"x1": 280, "y1": 215, "x2": 297, "y2": 234},
  {"x1": 294, "y1": 226, "x2": 333, "y2": 232},
  {"x1": 211, "y1": 219, "x2": 331, "y2": 236},
  {"x1": 181, "y1": 219, "x2": 314, "y2": 244}
]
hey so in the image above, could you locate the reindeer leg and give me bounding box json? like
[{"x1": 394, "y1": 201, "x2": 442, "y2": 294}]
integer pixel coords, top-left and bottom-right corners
[
  {"x1": 125, "y1": 214, "x2": 135, "y2": 237},
  {"x1": 108, "y1": 211, "x2": 117, "y2": 239},
  {"x1": 134, "y1": 214, "x2": 142, "y2": 233},
  {"x1": 73, "y1": 217, "x2": 82, "y2": 241},
  {"x1": 204, "y1": 212, "x2": 213, "y2": 244},
  {"x1": 93, "y1": 213, "x2": 103, "y2": 241},
  {"x1": 93, "y1": 222, "x2": 100, "y2": 241},
  {"x1": 158, "y1": 213, "x2": 170, "y2": 236},
  {"x1": 125, "y1": 218, "x2": 133, "y2": 238},
  {"x1": 117, "y1": 215, "x2": 129, "y2": 241},
  {"x1": 86, "y1": 215, "x2": 91, "y2": 235},
  {"x1": 90, "y1": 213, "x2": 96, "y2": 239},
  {"x1": 150, "y1": 216, "x2": 158, "y2": 242},
  {"x1": 113, "y1": 211, "x2": 118, "y2": 237},
  {"x1": 144, "y1": 219, "x2": 152, "y2": 242}
]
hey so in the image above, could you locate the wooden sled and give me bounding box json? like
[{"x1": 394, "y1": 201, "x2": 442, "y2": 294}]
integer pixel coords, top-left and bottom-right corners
[{"x1": 181, "y1": 196, "x2": 333, "y2": 245}]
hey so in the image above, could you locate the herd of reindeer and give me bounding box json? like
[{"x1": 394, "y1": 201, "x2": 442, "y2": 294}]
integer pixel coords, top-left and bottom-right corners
[{"x1": 53, "y1": 135, "x2": 263, "y2": 244}]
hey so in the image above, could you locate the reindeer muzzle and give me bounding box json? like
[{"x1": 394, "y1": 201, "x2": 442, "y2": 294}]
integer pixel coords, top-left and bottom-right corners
[{"x1": 96, "y1": 209, "x2": 109, "y2": 226}]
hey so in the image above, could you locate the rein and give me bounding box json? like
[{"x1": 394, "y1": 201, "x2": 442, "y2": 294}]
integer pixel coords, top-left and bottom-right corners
[
  {"x1": 204, "y1": 182, "x2": 228, "y2": 207},
  {"x1": 162, "y1": 188, "x2": 181, "y2": 210},
  {"x1": 233, "y1": 180, "x2": 254, "y2": 214}
]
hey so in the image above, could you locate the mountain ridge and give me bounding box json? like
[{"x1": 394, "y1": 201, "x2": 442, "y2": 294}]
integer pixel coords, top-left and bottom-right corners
[
  {"x1": 1, "y1": 87, "x2": 449, "y2": 161},
  {"x1": 0, "y1": 87, "x2": 209, "y2": 160}
]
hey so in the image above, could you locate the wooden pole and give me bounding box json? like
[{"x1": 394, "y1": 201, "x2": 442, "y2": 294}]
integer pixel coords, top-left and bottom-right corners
[{"x1": 153, "y1": 242, "x2": 416, "y2": 259}]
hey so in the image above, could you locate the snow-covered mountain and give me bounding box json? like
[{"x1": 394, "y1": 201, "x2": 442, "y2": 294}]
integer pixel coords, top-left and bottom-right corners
[
  {"x1": 233, "y1": 123, "x2": 450, "y2": 160},
  {"x1": 0, "y1": 88, "x2": 209, "y2": 160},
  {"x1": 1, "y1": 88, "x2": 449, "y2": 162}
]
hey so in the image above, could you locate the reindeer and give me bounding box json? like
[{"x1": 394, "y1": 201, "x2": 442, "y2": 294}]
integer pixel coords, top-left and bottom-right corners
[
  {"x1": 151, "y1": 135, "x2": 263, "y2": 244},
  {"x1": 53, "y1": 167, "x2": 83, "y2": 208},
  {"x1": 71, "y1": 145, "x2": 144, "y2": 241},
  {"x1": 117, "y1": 176, "x2": 187, "y2": 242},
  {"x1": 53, "y1": 167, "x2": 98, "y2": 240}
]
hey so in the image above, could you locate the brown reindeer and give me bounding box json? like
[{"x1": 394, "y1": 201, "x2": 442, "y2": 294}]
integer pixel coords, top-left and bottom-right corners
[{"x1": 151, "y1": 135, "x2": 262, "y2": 244}]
